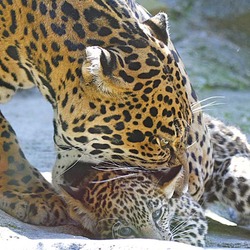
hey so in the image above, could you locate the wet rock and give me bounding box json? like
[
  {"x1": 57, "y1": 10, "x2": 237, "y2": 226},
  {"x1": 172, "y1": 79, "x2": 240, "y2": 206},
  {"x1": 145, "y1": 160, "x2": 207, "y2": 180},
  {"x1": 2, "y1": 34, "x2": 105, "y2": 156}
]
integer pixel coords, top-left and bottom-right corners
[{"x1": 206, "y1": 217, "x2": 250, "y2": 248}]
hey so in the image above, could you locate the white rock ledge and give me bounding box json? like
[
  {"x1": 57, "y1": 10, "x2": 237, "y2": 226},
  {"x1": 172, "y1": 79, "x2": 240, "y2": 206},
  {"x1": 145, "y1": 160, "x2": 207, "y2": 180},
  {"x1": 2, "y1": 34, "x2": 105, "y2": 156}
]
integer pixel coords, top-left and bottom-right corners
[
  {"x1": 1, "y1": 239, "x2": 203, "y2": 250},
  {"x1": 0, "y1": 209, "x2": 203, "y2": 250}
]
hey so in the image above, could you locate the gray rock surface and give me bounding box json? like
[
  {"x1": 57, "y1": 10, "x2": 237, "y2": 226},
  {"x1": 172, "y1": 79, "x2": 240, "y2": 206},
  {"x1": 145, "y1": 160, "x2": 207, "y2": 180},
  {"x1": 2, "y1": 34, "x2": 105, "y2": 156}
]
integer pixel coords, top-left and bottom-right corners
[{"x1": 139, "y1": 0, "x2": 250, "y2": 90}]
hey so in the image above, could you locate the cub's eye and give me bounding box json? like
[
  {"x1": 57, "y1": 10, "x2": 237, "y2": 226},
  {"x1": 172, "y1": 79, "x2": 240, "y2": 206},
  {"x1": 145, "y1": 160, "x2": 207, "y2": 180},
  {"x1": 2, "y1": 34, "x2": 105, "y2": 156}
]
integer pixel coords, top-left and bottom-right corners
[
  {"x1": 152, "y1": 208, "x2": 162, "y2": 220},
  {"x1": 118, "y1": 226, "x2": 134, "y2": 237}
]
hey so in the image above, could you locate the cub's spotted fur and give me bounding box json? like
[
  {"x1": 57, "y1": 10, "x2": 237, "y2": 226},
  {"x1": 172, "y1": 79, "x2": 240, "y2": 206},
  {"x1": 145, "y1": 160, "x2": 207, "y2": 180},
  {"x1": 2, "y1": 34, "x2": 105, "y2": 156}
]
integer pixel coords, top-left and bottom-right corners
[{"x1": 61, "y1": 164, "x2": 207, "y2": 247}]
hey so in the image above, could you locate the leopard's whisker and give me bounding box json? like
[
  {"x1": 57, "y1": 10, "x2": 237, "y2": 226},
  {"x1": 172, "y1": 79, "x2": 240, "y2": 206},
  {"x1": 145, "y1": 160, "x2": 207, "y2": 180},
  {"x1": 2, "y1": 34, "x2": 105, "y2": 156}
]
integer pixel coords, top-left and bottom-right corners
[
  {"x1": 191, "y1": 96, "x2": 225, "y2": 114},
  {"x1": 171, "y1": 208, "x2": 203, "y2": 236},
  {"x1": 91, "y1": 161, "x2": 143, "y2": 173},
  {"x1": 58, "y1": 153, "x2": 86, "y2": 177},
  {"x1": 90, "y1": 173, "x2": 137, "y2": 184},
  {"x1": 171, "y1": 217, "x2": 190, "y2": 234},
  {"x1": 171, "y1": 221, "x2": 190, "y2": 235},
  {"x1": 187, "y1": 140, "x2": 198, "y2": 149},
  {"x1": 191, "y1": 96, "x2": 225, "y2": 109},
  {"x1": 92, "y1": 165, "x2": 134, "y2": 173},
  {"x1": 173, "y1": 230, "x2": 197, "y2": 240},
  {"x1": 192, "y1": 101, "x2": 225, "y2": 113}
]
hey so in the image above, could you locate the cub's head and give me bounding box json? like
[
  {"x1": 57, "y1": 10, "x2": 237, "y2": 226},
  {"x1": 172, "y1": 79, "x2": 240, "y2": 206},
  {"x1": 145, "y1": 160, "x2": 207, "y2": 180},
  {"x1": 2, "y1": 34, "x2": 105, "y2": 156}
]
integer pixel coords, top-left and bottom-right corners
[{"x1": 61, "y1": 164, "x2": 184, "y2": 240}]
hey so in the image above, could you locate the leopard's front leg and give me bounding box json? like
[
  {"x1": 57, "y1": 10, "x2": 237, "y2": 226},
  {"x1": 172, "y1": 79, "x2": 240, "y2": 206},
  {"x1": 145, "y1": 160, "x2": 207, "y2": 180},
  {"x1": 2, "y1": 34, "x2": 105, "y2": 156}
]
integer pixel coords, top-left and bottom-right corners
[{"x1": 0, "y1": 111, "x2": 68, "y2": 226}]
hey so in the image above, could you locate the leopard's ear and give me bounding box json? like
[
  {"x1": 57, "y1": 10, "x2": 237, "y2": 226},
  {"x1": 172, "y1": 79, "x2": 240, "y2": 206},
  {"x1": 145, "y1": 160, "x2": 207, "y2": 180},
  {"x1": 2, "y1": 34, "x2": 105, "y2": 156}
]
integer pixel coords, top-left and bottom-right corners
[
  {"x1": 153, "y1": 165, "x2": 184, "y2": 199},
  {"x1": 143, "y1": 12, "x2": 170, "y2": 45},
  {"x1": 82, "y1": 46, "x2": 122, "y2": 94},
  {"x1": 59, "y1": 185, "x2": 96, "y2": 234}
]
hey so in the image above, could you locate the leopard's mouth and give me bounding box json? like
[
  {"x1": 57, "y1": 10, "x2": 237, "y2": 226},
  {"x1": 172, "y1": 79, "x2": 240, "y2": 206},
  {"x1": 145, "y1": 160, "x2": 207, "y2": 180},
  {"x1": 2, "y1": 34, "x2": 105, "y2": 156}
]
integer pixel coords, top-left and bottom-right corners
[{"x1": 63, "y1": 161, "x2": 96, "y2": 187}]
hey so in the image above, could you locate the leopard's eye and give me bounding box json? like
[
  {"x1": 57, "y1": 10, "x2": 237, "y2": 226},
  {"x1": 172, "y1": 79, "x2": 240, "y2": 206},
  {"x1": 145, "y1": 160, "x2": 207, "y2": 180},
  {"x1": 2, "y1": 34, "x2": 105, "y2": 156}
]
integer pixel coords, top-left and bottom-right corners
[
  {"x1": 156, "y1": 136, "x2": 170, "y2": 150},
  {"x1": 118, "y1": 226, "x2": 134, "y2": 237},
  {"x1": 152, "y1": 207, "x2": 162, "y2": 220}
]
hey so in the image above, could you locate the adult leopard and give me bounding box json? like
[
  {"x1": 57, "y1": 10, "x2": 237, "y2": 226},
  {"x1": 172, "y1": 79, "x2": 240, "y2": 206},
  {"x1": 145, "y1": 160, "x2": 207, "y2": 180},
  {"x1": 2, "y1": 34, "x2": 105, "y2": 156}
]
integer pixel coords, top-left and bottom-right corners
[
  {"x1": 0, "y1": 0, "x2": 217, "y2": 246},
  {"x1": 0, "y1": 0, "x2": 212, "y2": 225}
]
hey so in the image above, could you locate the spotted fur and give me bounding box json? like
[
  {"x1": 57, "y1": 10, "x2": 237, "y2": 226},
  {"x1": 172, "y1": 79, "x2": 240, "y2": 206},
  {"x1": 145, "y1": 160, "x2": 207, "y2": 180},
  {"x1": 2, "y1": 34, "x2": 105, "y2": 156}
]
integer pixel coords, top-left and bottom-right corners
[
  {"x1": 0, "y1": 0, "x2": 210, "y2": 197},
  {"x1": 0, "y1": 0, "x2": 212, "y2": 225},
  {"x1": 60, "y1": 114, "x2": 250, "y2": 247},
  {"x1": 203, "y1": 114, "x2": 250, "y2": 225},
  {"x1": 1, "y1": 0, "x2": 247, "y2": 247},
  {"x1": 61, "y1": 164, "x2": 207, "y2": 247}
]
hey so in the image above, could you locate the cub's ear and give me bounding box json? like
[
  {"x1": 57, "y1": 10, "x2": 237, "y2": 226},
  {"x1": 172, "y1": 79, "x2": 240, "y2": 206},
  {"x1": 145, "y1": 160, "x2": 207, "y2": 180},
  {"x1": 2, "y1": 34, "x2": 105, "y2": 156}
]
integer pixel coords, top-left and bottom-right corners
[
  {"x1": 152, "y1": 165, "x2": 184, "y2": 199},
  {"x1": 59, "y1": 185, "x2": 96, "y2": 234},
  {"x1": 143, "y1": 12, "x2": 170, "y2": 45},
  {"x1": 82, "y1": 46, "x2": 122, "y2": 94}
]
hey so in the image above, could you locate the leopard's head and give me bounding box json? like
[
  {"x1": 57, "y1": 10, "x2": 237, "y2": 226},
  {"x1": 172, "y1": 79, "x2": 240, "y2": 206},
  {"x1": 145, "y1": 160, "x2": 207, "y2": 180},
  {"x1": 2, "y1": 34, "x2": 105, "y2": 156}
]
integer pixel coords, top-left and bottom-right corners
[
  {"x1": 55, "y1": 9, "x2": 192, "y2": 195},
  {"x1": 62, "y1": 162, "x2": 206, "y2": 244},
  {"x1": 60, "y1": 163, "x2": 184, "y2": 240}
]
